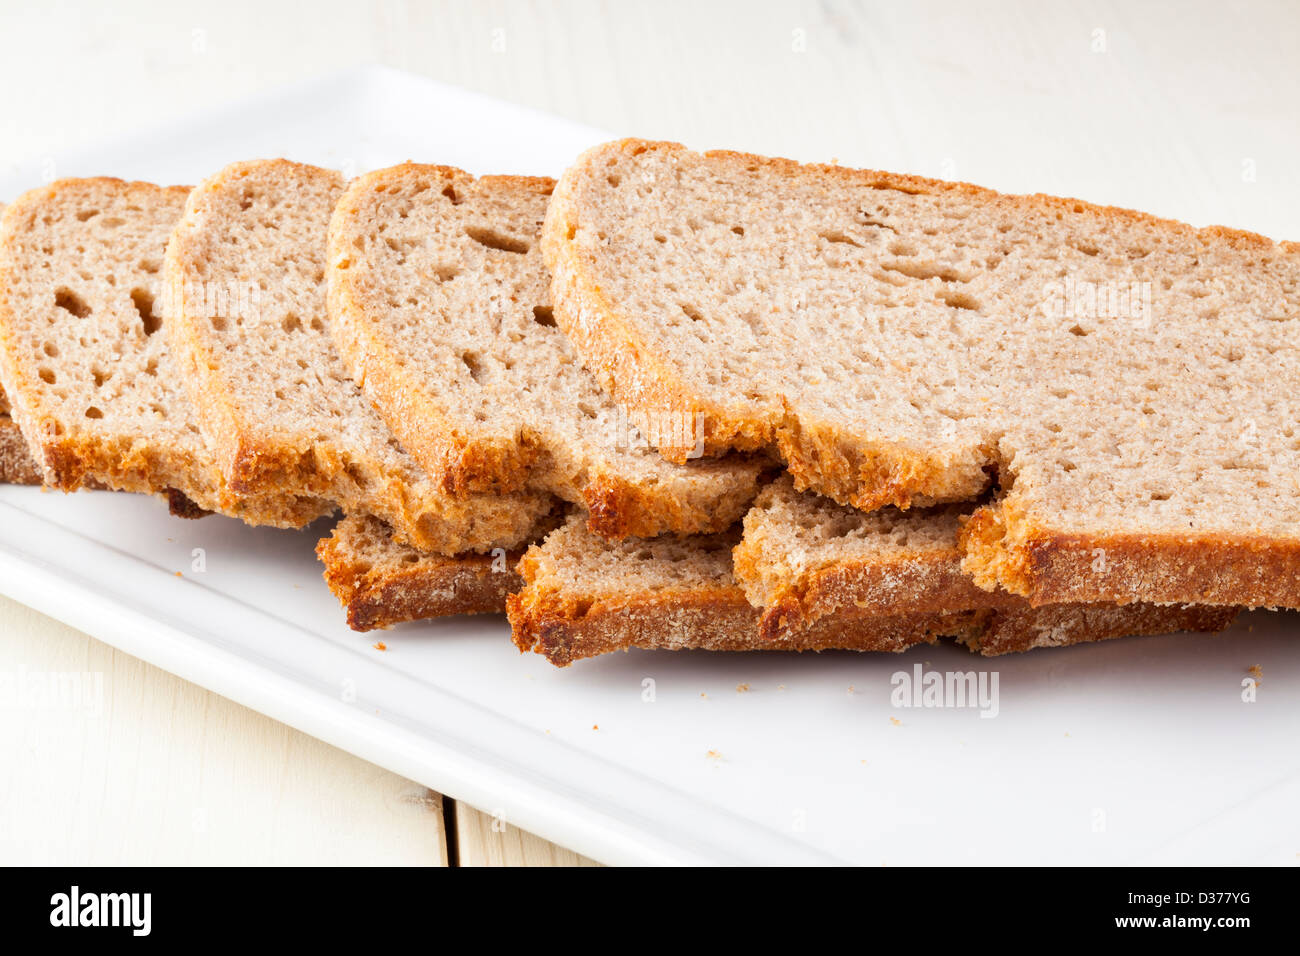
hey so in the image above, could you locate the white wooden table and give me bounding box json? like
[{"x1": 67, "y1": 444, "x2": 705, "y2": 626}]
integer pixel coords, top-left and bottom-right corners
[{"x1": 1, "y1": 0, "x2": 1296, "y2": 865}]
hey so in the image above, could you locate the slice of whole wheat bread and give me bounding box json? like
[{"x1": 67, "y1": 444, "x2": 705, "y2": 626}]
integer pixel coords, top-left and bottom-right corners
[
  {"x1": 0, "y1": 179, "x2": 327, "y2": 525},
  {"x1": 326, "y1": 163, "x2": 766, "y2": 540},
  {"x1": 543, "y1": 139, "x2": 1300, "y2": 609},
  {"x1": 163, "y1": 160, "x2": 553, "y2": 554},
  {"x1": 508, "y1": 513, "x2": 1237, "y2": 667},
  {"x1": 317, "y1": 514, "x2": 533, "y2": 630},
  {"x1": 732, "y1": 475, "x2": 1236, "y2": 643}
]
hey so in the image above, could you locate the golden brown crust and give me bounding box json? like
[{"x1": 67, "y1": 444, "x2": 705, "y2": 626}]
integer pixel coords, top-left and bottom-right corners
[
  {"x1": 508, "y1": 576, "x2": 1234, "y2": 667},
  {"x1": 579, "y1": 460, "x2": 770, "y2": 540},
  {"x1": 316, "y1": 525, "x2": 523, "y2": 631},
  {"x1": 961, "y1": 500, "x2": 1300, "y2": 608},
  {"x1": 967, "y1": 602, "x2": 1239, "y2": 655},
  {"x1": 507, "y1": 579, "x2": 980, "y2": 666}
]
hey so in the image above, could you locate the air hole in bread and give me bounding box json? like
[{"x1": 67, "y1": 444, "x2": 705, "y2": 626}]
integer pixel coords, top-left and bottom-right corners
[
  {"x1": 39, "y1": 368, "x2": 56, "y2": 384},
  {"x1": 820, "y1": 230, "x2": 862, "y2": 247},
  {"x1": 888, "y1": 240, "x2": 918, "y2": 256},
  {"x1": 881, "y1": 259, "x2": 970, "y2": 283},
  {"x1": 282, "y1": 313, "x2": 302, "y2": 333},
  {"x1": 211, "y1": 317, "x2": 228, "y2": 331},
  {"x1": 1068, "y1": 324, "x2": 1088, "y2": 336},
  {"x1": 435, "y1": 264, "x2": 459, "y2": 282},
  {"x1": 76, "y1": 209, "x2": 99, "y2": 222},
  {"x1": 465, "y1": 226, "x2": 528, "y2": 255},
  {"x1": 681, "y1": 303, "x2": 704, "y2": 322},
  {"x1": 532, "y1": 305, "x2": 556, "y2": 327},
  {"x1": 130, "y1": 288, "x2": 161, "y2": 335},
  {"x1": 92, "y1": 367, "x2": 110, "y2": 387},
  {"x1": 84, "y1": 406, "x2": 103, "y2": 419},
  {"x1": 42, "y1": 342, "x2": 58, "y2": 358},
  {"x1": 54, "y1": 287, "x2": 91, "y2": 319},
  {"x1": 939, "y1": 290, "x2": 981, "y2": 311},
  {"x1": 441, "y1": 184, "x2": 462, "y2": 204},
  {"x1": 461, "y1": 351, "x2": 486, "y2": 383}
]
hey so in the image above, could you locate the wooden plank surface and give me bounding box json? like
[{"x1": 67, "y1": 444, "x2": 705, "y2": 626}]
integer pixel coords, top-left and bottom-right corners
[
  {"x1": 0, "y1": 594, "x2": 449, "y2": 866},
  {"x1": 453, "y1": 805, "x2": 601, "y2": 867}
]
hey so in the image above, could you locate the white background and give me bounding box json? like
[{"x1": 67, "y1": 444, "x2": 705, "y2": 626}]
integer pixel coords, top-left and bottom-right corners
[{"x1": 1, "y1": 0, "x2": 1296, "y2": 865}]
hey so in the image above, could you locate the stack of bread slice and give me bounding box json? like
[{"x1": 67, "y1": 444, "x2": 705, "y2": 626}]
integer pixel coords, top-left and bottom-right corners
[
  {"x1": 2, "y1": 139, "x2": 1276, "y2": 667},
  {"x1": 322, "y1": 161, "x2": 1239, "y2": 664},
  {"x1": 544, "y1": 140, "x2": 1300, "y2": 611}
]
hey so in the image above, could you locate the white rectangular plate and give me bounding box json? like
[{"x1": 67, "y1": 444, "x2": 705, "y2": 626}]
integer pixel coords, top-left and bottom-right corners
[{"x1": 2, "y1": 67, "x2": 1297, "y2": 866}]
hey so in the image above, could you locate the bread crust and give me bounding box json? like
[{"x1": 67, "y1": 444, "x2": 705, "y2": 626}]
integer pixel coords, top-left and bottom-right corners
[
  {"x1": 961, "y1": 500, "x2": 1300, "y2": 608},
  {"x1": 507, "y1": 577, "x2": 1235, "y2": 667},
  {"x1": 317, "y1": 520, "x2": 523, "y2": 631},
  {"x1": 507, "y1": 583, "x2": 981, "y2": 667}
]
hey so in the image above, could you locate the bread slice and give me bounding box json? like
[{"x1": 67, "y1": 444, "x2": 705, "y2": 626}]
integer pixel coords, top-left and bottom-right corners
[
  {"x1": 732, "y1": 475, "x2": 1236, "y2": 642},
  {"x1": 326, "y1": 164, "x2": 766, "y2": 539},
  {"x1": 163, "y1": 160, "x2": 553, "y2": 554},
  {"x1": 509, "y1": 513, "x2": 1237, "y2": 667},
  {"x1": 317, "y1": 514, "x2": 533, "y2": 630},
  {"x1": 0, "y1": 178, "x2": 326, "y2": 525},
  {"x1": 544, "y1": 139, "x2": 1300, "y2": 608}
]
